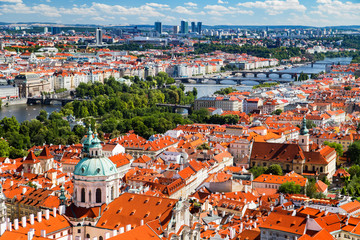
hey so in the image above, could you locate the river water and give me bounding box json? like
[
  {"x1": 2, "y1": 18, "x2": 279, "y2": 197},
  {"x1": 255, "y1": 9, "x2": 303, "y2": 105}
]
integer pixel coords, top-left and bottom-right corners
[
  {"x1": 0, "y1": 104, "x2": 61, "y2": 122},
  {"x1": 0, "y1": 57, "x2": 353, "y2": 122}
]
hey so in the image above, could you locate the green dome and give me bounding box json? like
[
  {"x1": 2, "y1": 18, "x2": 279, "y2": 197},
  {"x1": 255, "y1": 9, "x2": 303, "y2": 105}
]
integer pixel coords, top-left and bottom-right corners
[{"x1": 74, "y1": 157, "x2": 118, "y2": 177}]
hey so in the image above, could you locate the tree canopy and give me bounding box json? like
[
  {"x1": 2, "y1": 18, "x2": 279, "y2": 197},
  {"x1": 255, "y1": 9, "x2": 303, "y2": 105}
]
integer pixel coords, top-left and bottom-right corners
[
  {"x1": 278, "y1": 181, "x2": 302, "y2": 194},
  {"x1": 348, "y1": 141, "x2": 360, "y2": 164}
]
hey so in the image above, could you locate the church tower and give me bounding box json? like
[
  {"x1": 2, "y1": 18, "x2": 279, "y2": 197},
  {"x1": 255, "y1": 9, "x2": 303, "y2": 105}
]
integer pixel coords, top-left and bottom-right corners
[
  {"x1": 73, "y1": 128, "x2": 120, "y2": 208},
  {"x1": 299, "y1": 116, "x2": 310, "y2": 152}
]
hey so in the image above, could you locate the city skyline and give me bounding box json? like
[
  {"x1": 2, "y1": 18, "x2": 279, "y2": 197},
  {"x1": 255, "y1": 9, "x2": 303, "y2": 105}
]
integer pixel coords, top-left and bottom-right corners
[{"x1": 0, "y1": 0, "x2": 359, "y2": 27}]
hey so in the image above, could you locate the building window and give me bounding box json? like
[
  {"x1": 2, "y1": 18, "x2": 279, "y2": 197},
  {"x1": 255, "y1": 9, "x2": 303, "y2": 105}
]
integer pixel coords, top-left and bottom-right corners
[
  {"x1": 77, "y1": 229, "x2": 81, "y2": 233},
  {"x1": 96, "y1": 188, "x2": 102, "y2": 203},
  {"x1": 86, "y1": 234, "x2": 90, "y2": 239},
  {"x1": 81, "y1": 188, "x2": 85, "y2": 203},
  {"x1": 89, "y1": 191, "x2": 91, "y2": 202},
  {"x1": 111, "y1": 186, "x2": 114, "y2": 200},
  {"x1": 320, "y1": 167, "x2": 323, "y2": 173}
]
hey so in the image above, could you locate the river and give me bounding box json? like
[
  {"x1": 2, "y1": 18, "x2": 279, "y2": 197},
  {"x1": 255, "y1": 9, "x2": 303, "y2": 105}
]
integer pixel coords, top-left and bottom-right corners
[
  {"x1": 0, "y1": 104, "x2": 61, "y2": 122},
  {"x1": 0, "y1": 57, "x2": 353, "y2": 122}
]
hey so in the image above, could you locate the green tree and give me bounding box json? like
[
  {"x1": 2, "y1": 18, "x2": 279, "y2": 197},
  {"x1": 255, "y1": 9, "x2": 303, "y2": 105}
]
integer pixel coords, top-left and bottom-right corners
[
  {"x1": 214, "y1": 87, "x2": 237, "y2": 95},
  {"x1": 324, "y1": 141, "x2": 344, "y2": 157},
  {"x1": 344, "y1": 86, "x2": 352, "y2": 91},
  {"x1": 298, "y1": 72, "x2": 309, "y2": 81},
  {"x1": 190, "y1": 108, "x2": 210, "y2": 123},
  {"x1": 197, "y1": 143, "x2": 210, "y2": 150},
  {"x1": 305, "y1": 180, "x2": 318, "y2": 198},
  {"x1": 0, "y1": 139, "x2": 10, "y2": 157},
  {"x1": 265, "y1": 164, "x2": 283, "y2": 176},
  {"x1": 348, "y1": 141, "x2": 360, "y2": 164},
  {"x1": 279, "y1": 181, "x2": 302, "y2": 194},
  {"x1": 272, "y1": 109, "x2": 283, "y2": 115},
  {"x1": 249, "y1": 166, "x2": 267, "y2": 179},
  {"x1": 306, "y1": 120, "x2": 316, "y2": 129},
  {"x1": 36, "y1": 110, "x2": 48, "y2": 122},
  {"x1": 349, "y1": 165, "x2": 360, "y2": 178},
  {"x1": 192, "y1": 87, "x2": 198, "y2": 98}
]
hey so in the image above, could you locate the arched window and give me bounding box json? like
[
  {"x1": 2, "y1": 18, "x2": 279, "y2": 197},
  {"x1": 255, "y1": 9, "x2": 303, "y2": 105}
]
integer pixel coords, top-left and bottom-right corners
[
  {"x1": 86, "y1": 234, "x2": 90, "y2": 239},
  {"x1": 99, "y1": 237, "x2": 104, "y2": 240},
  {"x1": 111, "y1": 186, "x2": 114, "y2": 200},
  {"x1": 320, "y1": 167, "x2": 323, "y2": 173},
  {"x1": 81, "y1": 188, "x2": 85, "y2": 203},
  {"x1": 89, "y1": 191, "x2": 92, "y2": 202},
  {"x1": 305, "y1": 165, "x2": 308, "y2": 171},
  {"x1": 96, "y1": 188, "x2": 102, "y2": 203}
]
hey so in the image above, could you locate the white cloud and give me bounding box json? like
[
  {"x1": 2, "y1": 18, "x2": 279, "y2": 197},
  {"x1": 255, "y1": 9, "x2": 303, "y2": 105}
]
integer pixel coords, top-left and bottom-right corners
[
  {"x1": 172, "y1": 6, "x2": 204, "y2": 15},
  {"x1": 313, "y1": 0, "x2": 360, "y2": 17},
  {"x1": 32, "y1": 4, "x2": 60, "y2": 17},
  {"x1": 145, "y1": 3, "x2": 170, "y2": 9},
  {"x1": 238, "y1": 0, "x2": 306, "y2": 15},
  {"x1": 204, "y1": 5, "x2": 254, "y2": 16},
  {"x1": 217, "y1": 0, "x2": 228, "y2": 4},
  {"x1": 91, "y1": 16, "x2": 107, "y2": 22},
  {"x1": 184, "y1": 2, "x2": 197, "y2": 7},
  {"x1": 0, "y1": 0, "x2": 22, "y2": 3},
  {"x1": 1, "y1": 3, "x2": 34, "y2": 14}
]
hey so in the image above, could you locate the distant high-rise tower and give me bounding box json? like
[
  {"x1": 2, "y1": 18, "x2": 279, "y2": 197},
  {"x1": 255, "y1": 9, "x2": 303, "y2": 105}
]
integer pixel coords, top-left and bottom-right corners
[
  {"x1": 96, "y1": 28, "x2": 103, "y2": 45},
  {"x1": 44, "y1": 27, "x2": 48, "y2": 34},
  {"x1": 191, "y1": 22, "x2": 196, "y2": 33},
  {"x1": 154, "y1": 21, "x2": 162, "y2": 34},
  {"x1": 180, "y1": 21, "x2": 188, "y2": 34},
  {"x1": 173, "y1": 26, "x2": 179, "y2": 34},
  {"x1": 197, "y1": 22, "x2": 202, "y2": 34},
  {"x1": 51, "y1": 27, "x2": 61, "y2": 35}
]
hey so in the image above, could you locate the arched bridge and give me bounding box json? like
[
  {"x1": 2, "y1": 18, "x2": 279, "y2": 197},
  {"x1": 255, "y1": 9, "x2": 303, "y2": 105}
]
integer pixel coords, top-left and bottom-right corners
[
  {"x1": 156, "y1": 103, "x2": 192, "y2": 113},
  {"x1": 174, "y1": 77, "x2": 294, "y2": 85},
  {"x1": 27, "y1": 97, "x2": 86, "y2": 106}
]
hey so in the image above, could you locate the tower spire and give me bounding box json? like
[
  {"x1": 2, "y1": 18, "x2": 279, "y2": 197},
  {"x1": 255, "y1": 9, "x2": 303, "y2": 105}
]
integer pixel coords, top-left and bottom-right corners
[
  {"x1": 59, "y1": 184, "x2": 66, "y2": 206},
  {"x1": 300, "y1": 116, "x2": 309, "y2": 135}
]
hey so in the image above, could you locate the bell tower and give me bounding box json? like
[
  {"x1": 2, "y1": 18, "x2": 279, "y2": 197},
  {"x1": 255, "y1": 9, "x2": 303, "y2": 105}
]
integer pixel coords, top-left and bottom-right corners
[{"x1": 299, "y1": 116, "x2": 310, "y2": 152}]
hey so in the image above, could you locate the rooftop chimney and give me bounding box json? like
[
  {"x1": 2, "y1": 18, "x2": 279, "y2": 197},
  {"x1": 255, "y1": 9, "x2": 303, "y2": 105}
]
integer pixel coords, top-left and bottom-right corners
[
  {"x1": 37, "y1": 212, "x2": 42, "y2": 222},
  {"x1": 21, "y1": 216, "x2": 26, "y2": 228},
  {"x1": 140, "y1": 219, "x2": 144, "y2": 226},
  {"x1": 53, "y1": 207, "x2": 56, "y2": 218},
  {"x1": 45, "y1": 209, "x2": 49, "y2": 220},
  {"x1": 14, "y1": 219, "x2": 18, "y2": 230},
  {"x1": 41, "y1": 229, "x2": 46, "y2": 237},
  {"x1": 59, "y1": 205, "x2": 65, "y2": 215},
  {"x1": 28, "y1": 228, "x2": 35, "y2": 240},
  {"x1": 126, "y1": 224, "x2": 131, "y2": 232},
  {"x1": 29, "y1": 214, "x2": 34, "y2": 225}
]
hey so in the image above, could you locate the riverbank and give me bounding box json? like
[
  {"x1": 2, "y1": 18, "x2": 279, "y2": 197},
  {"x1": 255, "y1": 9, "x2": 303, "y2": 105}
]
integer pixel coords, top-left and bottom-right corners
[{"x1": 1, "y1": 99, "x2": 27, "y2": 107}]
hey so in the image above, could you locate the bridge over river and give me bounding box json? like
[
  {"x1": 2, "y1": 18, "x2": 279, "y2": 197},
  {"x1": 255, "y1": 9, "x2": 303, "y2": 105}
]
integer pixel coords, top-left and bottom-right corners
[{"x1": 27, "y1": 97, "x2": 86, "y2": 106}]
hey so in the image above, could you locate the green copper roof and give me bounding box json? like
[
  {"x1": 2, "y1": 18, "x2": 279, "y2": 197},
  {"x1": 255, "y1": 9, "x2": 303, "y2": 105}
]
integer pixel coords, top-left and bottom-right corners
[
  {"x1": 300, "y1": 116, "x2": 309, "y2": 135},
  {"x1": 83, "y1": 127, "x2": 94, "y2": 153},
  {"x1": 89, "y1": 133, "x2": 102, "y2": 149},
  {"x1": 74, "y1": 156, "x2": 118, "y2": 177}
]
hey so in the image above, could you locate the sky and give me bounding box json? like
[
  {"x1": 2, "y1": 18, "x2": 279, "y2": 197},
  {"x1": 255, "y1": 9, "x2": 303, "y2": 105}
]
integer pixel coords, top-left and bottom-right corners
[{"x1": 0, "y1": 0, "x2": 360, "y2": 27}]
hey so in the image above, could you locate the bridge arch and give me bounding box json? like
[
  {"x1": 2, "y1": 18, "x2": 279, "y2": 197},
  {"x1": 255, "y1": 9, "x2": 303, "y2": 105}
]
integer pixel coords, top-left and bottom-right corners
[{"x1": 281, "y1": 73, "x2": 294, "y2": 79}]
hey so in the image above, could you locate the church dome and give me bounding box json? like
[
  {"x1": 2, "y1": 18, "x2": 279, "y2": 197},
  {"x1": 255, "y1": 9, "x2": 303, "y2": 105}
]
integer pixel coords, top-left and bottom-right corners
[{"x1": 74, "y1": 156, "x2": 118, "y2": 177}]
